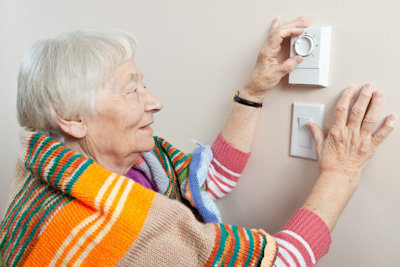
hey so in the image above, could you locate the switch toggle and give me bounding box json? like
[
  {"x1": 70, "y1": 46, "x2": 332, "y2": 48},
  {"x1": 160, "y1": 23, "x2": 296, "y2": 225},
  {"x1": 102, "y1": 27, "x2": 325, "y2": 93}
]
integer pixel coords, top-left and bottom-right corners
[
  {"x1": 290, "y1": 103, "x2": 324, "y2": 160},
  {"x1": 298, "y1": 116, "x2": 313, "y2": 148}
]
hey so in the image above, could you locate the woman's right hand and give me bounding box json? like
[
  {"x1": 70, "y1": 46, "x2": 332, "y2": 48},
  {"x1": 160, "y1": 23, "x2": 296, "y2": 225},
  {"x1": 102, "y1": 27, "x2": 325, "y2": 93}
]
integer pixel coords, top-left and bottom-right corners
[
  {"x1": 307, "y1": 84, "x2": 397, "y2": 180},
  {"x1": 241, "y1": 16, "x2": 309, "y2": 102}
]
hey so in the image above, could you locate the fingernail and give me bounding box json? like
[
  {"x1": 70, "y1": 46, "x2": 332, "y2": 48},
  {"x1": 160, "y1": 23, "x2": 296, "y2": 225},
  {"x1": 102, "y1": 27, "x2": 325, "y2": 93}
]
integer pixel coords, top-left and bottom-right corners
[
  {"x1": 366, "y1": 83, "x2": 374, "y2": 90},
  {"x1": 295, "y1": 56, "x2": 303, "y2": 64},
  {"x1": 347, "y1": 86, "x2": 355, "y2": 93},
  {"x1": 389, "y1": 114, "x2": 397, "y2": 122},
  {"x1": 375, "y1": 91, "x2": 383, "y2": 100}
]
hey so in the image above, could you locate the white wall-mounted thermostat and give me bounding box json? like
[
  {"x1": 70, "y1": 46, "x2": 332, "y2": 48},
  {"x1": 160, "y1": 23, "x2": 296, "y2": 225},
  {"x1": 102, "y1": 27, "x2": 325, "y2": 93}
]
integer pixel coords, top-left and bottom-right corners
[{"x1": 289, "y1": 27, "x2": 332, "y2": 87}]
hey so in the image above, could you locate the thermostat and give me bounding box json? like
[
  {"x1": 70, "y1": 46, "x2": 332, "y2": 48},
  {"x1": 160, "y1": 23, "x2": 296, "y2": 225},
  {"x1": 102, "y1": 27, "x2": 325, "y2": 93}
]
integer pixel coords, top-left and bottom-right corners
[{"x1": 289, "y1": 27, "x2": 332, "y2": 87}]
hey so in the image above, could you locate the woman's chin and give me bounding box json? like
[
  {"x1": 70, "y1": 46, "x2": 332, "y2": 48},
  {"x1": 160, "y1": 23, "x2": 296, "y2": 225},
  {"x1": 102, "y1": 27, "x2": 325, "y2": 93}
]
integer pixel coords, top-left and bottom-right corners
[{"x1": 140, "y1": 137, "x2": 156, "y2": 152}]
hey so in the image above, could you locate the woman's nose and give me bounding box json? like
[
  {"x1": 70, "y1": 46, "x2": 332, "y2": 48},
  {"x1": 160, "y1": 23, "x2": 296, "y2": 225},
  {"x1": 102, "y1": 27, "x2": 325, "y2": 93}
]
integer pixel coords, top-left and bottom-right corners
[{"x1": 144, "y1": 90, "x2": 163, "y2": 113}]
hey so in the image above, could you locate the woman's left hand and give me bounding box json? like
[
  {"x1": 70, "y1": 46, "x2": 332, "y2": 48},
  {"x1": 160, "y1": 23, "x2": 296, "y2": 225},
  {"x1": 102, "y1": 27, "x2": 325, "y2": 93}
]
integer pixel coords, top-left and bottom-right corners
[
  {"x1": 308, "y1": 84, "x2": 397, "y2": 179},
  {"x1": 242, "y1": 16, "x2": 309, "y2": 101}
]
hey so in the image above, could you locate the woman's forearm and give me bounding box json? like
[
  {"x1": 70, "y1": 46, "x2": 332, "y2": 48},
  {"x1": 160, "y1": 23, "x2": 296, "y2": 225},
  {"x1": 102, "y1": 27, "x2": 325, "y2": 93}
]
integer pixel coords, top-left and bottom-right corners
[
  {"x1": 301, "y1": 172, "x2": 360, "y2": 232},
  {"x1": 304, "y1": 84, "x2": 397, "y2": 232},
  {"x1": 220, "y1": 17, "x2": 308, "y2": 152},
  {"x1": 220, "y1": 89, "x2": 263, "y2": 153}
]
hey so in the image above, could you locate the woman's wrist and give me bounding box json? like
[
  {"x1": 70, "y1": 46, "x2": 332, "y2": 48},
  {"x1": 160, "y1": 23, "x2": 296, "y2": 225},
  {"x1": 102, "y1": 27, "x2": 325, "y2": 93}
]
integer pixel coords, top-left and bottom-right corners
[
  {"x1": 239, "y1": 87, "x2": 266, "y2": 103},
  {"x1": 319, "y1": 170, "x2": 361, "y2": 187}
]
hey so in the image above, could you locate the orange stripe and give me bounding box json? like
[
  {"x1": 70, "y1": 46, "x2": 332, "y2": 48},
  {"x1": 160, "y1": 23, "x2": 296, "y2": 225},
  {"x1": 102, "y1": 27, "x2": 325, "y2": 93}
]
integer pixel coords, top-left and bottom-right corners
[
  {"x1": 223, "y1": 227, "x2": 236, "y2": 267},
  {"x1": 154, "y1": 145, "x2": 176, "y2": 197},
  {"x1": 205, "y1": 224, "x2": 221, "y2": 266},
  {"x1": 48, "y1": 149, "x2": 75, "y2": 183},
  {"x1": 32, "y1": 138, "x2": 55, "y2": 170},
  {"x1": 250, "y1": 230, "x2": 261, "y2": 266},
  {"x1": 56, "y1": 211, "x2": 101, "y2": 266},
  {"x1": 59, "y1": 175, "x2": 119, "y2": 266},
  {"x1": 25, "y1": 165, "x2": 156, "y2": 267},
  {"x1": 70, "y1": 163, "x2": 114, "y2": 206},
  {"x1": 52, "y1": 168, "x2": 118, "y2": 266},
  {"x1": 24, "y1": 200, "x2": 94, "y2": 266},
  {"x1": 176, "y1": 158, "x2": 190, "y2": 174},
  {"x1": 25, "y1": 135, "x2": 46, "y2": 162},
  {"x1": 81, "y1": 183, "x2": 155, "y2": 266},
  {"x1": 237, "y1": 227, "x2": 249, "y2": 266},
  {"x1": 133, "y1": 156, "x2": 145, "y2": 167},
  {"x1": 171, "y1": 151, "x2": 186, "y2": 167},
  {"x1": 59, "y1": 156, "x2": 87, "y2": 186},
  {"x1": 219, "y1": 228, "x2": 231, "y2": 265},
  {"x1": 55, "y1": 164, "x2": 114, "y2": 264},
  {"x1": 68, "y1": 177, "x2": 126, "y2": 266}
]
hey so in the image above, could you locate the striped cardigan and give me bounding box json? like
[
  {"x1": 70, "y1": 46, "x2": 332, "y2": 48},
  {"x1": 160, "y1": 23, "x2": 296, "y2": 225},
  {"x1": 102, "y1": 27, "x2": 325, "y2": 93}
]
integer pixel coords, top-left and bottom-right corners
[{"x1": 0, "y1": 130, "x2": 331, "y2": 266}]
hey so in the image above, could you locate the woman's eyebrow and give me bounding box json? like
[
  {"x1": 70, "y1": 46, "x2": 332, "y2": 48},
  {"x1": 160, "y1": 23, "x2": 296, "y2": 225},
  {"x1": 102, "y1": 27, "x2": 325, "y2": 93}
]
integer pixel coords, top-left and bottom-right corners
[
  {"x1": 120, "y1": 73, "x2": 143, "y2": 87},
  {"x1": 127, "y1": 73, "x2": 143, "y2": 82}
]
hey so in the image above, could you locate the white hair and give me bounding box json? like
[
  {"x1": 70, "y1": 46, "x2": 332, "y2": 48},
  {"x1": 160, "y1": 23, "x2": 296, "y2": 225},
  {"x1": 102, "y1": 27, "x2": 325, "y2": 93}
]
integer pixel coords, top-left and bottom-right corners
[{"x1": 17, "y1": 28, "x2": 138, "y2": 142}]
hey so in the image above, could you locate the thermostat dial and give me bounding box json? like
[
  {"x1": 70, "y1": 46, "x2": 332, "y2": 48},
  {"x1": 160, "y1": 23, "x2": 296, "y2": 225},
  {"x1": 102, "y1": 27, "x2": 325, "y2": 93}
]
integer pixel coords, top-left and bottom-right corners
[{"x1": 294, "y1": 35, "x2": 315, "y2": 57}]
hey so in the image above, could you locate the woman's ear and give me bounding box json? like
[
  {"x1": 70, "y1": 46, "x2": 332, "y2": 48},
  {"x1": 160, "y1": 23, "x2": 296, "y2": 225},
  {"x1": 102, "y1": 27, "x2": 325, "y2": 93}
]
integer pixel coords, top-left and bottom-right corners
[
  {"x1": 52, "y1": 103, "x2": 87, "y2": 139},
  {"x1": 57, "y1": 115, "x2": 88, "y2": 139}
]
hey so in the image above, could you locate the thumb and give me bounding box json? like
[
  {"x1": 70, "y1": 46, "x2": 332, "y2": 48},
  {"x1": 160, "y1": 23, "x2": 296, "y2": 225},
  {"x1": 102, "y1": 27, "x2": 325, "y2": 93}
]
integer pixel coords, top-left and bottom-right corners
[
  {"x1": 278, "y1": 55, "x2": 303, "y2": 76},
  {"x1": 306, "y1": 122, "x2": 325, "y2": 152}
]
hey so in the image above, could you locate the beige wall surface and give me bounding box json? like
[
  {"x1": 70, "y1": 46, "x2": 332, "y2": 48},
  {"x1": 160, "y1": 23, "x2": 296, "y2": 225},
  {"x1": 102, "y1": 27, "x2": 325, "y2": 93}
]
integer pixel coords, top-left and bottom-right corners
[{"x1": 1, "y1": 0, "x2": 399, "y2": 266}]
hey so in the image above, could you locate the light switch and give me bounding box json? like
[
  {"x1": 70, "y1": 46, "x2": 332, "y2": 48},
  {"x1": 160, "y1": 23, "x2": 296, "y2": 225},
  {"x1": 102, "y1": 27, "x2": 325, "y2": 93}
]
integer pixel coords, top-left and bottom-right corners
[
  {"x1": 290, "y1": 103, "x2": 324, "y2": 160},
  {"x1": 289, "y1": 26, "x2": 332, "y2": 87},
  {"x1": 298, "y1": 116, "x2": 313, "y2": 148}
]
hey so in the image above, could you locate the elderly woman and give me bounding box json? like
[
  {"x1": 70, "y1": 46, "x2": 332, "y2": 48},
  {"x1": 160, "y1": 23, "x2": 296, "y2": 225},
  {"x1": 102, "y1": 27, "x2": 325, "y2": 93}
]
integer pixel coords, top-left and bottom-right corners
[{"x1": 0, "y1": 17, "x2": 397, "y2": 266}]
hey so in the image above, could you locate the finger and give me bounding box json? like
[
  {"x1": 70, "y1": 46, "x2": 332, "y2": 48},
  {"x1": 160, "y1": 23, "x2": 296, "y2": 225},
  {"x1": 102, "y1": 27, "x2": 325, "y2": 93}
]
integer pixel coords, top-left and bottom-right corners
[
  {"x1": 269, "y1": 17, "x2": 280, "y2": 33},
  {"x1": 360, "y1": 91, "x2": 383, "y2": 136},
  {"x1": 274, "y1": 16, "x2": 308, "y2": 34},
  {"x1": 276, "y1": 55, "x2": 303, "y2": 76},
  {"x1": 347, "y1": 83, "x2": 374, "y2": 130},
  {"x1": 267, "y1": 24, "x2": 307, "y2": 52},
  {"x1": 332, "y1": 86, "x2": 356, "y2": 129},
  {"x1": 372, "y1": 114, "x2": 397, "y2": 147},
  {"x1": 269, "y1": 45, "x2": 282, "y2": 59},
  {"x1": 265, "y1": 17, "x2": 309, "y2": 55},
  {"x1": 306, "y1": 122, "x2": 326, "y2": 156}
]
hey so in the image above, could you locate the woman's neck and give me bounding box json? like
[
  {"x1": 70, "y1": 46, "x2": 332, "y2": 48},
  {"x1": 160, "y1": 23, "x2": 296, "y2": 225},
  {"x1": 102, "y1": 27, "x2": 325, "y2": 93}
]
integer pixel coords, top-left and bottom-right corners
[{"x1": 63, "y1": 136, "x2": 140, "y2": 176}]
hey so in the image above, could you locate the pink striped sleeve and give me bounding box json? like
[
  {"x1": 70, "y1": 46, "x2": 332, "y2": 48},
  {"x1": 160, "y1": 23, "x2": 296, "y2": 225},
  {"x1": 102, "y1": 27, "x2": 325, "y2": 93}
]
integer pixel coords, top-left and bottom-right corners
[
  {"x1": 272, "y1": 209, "x2": 332, "y2": 266},
  {"x1": 205, "y1": 133, "x2": 251, "y2": 200}
]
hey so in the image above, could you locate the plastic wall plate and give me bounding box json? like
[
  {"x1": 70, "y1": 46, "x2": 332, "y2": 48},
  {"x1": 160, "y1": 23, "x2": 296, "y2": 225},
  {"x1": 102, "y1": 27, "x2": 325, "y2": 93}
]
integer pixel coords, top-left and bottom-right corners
[
  {"x1": 289, "y1": 26, "x2": 332, "y2": 87},
  {"x1": 290, "y1": 103, "x2": 324, "y2": 160}
]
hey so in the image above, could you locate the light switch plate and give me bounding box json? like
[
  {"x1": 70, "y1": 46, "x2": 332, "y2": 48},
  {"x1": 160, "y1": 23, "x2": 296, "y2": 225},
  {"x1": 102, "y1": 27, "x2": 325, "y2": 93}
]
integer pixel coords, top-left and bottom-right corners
[
  {"x1": 289, "y1": 26, "x2": 332, "y2": 87},
  {"x1": 290, "y1": 103, "x2": 324, "y2": 160}
]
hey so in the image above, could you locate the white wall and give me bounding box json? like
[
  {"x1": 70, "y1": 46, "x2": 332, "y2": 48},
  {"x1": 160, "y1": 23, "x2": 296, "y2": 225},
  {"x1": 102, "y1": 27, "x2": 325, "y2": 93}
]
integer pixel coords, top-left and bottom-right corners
[{"x1": 1, "y1": 0, "x2": 399, "y2": 266}]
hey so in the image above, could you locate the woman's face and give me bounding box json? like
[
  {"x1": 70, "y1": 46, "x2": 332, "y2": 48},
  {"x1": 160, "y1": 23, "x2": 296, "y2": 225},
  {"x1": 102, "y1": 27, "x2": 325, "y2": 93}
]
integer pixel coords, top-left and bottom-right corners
[{"x1": 83, "y1": 60, "x2": 163, "y2": 162}]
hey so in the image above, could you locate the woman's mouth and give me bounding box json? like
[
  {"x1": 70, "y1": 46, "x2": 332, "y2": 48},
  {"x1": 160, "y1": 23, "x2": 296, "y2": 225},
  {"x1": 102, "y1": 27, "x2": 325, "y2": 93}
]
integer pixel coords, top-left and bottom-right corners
[{"x1": 140, "y1": 122, "x2": 153, "y2": 131}]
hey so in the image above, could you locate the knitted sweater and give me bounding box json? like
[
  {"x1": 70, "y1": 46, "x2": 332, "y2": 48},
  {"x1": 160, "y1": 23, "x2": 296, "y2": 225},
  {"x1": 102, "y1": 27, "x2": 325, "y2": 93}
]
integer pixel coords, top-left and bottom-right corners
[
  {"x1": 130, "y1": 134, "x2": 250, "y2": 223},
  {"x1": 0, "y1": 130, "x2": 331, "y2": 266}
]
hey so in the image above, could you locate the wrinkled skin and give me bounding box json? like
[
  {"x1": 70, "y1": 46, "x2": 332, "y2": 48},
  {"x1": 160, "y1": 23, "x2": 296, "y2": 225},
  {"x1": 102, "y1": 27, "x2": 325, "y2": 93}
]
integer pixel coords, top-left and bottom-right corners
[
  {"x1": 243, "y1": 17, "x2": 308, "y2": 101},
  {"x1": 308, "y1": 84, "x2": 397, "y2": 180},
  {"x1": 186, "y1": 17, "x2": 309, "y2": 208},
  {"x1": 304, "y1": 84, "x2": 397, "y2": 231}
]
